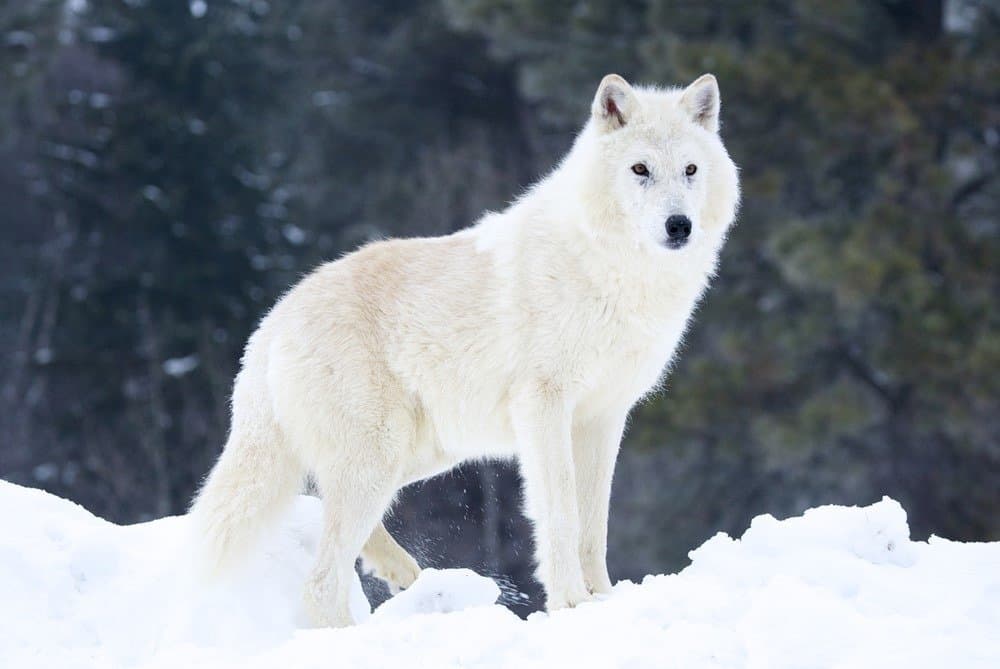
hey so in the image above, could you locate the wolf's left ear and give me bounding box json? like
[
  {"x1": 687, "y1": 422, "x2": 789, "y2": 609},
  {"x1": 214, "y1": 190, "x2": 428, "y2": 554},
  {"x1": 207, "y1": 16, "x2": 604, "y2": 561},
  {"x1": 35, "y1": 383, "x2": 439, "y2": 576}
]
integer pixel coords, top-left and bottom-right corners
[
  {"x1": 592, "y1": 74, "x2": 637, "y2": 132},
  {"x1": 680, "y1": 74, "x2": 720, "y2": 133}
]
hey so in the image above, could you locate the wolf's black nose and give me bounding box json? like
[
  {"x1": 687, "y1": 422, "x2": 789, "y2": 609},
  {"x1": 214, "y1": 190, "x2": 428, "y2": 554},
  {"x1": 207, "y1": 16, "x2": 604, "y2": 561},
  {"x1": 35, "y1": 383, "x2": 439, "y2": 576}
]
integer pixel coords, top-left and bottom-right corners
[{"x1": 666, "y1": 215, "x2": 692, "y2": 241}]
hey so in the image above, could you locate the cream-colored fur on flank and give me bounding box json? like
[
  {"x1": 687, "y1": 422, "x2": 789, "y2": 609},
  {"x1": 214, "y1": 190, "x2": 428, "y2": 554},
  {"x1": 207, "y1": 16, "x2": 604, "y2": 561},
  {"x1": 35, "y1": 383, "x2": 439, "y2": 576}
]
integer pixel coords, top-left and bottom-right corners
[{"x1": 190, "y1": 73, "x2": 740, "y2": 627}]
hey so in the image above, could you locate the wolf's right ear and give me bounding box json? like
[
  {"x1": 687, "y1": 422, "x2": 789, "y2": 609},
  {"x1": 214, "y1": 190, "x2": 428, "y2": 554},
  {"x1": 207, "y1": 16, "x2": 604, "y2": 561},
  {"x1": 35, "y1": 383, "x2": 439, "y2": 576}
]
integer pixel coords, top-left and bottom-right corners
[{"x1": 592, "y1": 74, "x2": 637, "y2": 132}]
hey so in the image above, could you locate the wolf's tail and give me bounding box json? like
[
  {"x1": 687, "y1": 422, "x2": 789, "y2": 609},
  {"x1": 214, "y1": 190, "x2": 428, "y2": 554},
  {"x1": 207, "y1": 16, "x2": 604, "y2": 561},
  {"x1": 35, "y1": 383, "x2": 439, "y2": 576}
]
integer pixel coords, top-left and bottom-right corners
[{"x1": 189, "y1": 366, "x2": 301, "y2": 577}]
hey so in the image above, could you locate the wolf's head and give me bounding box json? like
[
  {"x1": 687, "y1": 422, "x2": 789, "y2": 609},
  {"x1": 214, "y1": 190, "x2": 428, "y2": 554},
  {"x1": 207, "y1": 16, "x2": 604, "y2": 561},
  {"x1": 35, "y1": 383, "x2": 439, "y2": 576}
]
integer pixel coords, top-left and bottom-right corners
[{"x1": 578, "y1": 74, "x2": 740, "y2": 256}]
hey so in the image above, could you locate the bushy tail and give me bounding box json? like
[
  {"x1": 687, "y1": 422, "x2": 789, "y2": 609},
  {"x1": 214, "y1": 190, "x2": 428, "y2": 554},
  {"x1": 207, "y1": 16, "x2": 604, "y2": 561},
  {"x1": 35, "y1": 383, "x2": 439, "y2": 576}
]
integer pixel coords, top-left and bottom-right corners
[{"x1": 189, "y1": 414, "x2": 301, "y2": 578}]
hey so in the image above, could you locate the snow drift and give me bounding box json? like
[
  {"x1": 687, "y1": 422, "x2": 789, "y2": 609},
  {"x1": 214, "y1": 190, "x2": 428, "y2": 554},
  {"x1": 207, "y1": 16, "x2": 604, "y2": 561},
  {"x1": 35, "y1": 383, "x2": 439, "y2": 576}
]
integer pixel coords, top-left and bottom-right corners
[{"x1": 1, "y1": 480, "x2": 997, "y2": 668}]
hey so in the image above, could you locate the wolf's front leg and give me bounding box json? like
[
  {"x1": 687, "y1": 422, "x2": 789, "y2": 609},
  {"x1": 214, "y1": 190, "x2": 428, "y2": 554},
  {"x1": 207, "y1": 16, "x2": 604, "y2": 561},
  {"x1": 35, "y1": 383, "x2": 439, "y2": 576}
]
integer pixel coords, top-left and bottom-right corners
[
  {"x1": 572, "y1": 412, "x2": 627, "y2": 595},
  {"x1": 512, "y1": 389, "x2": 591, "y2": 611}
]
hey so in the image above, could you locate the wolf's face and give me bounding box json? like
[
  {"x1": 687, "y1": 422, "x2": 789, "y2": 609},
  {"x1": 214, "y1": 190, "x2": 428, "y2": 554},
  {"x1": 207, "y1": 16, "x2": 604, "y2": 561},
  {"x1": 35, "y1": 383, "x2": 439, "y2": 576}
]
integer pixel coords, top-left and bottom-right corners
[{"x1": 587, "y1": 74, "x2": 740, "y2": 257}]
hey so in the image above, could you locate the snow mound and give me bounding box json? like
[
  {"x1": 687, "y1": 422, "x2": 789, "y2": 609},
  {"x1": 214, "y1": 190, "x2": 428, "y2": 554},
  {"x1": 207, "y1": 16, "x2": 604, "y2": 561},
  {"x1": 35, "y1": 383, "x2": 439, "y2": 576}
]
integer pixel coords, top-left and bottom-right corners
[
  {"x1": 372, "y1": 567, "x2": 500, "y2": 622},
  {"x1": 1, "y1": 480, "x2": 997, "y2": 668}
]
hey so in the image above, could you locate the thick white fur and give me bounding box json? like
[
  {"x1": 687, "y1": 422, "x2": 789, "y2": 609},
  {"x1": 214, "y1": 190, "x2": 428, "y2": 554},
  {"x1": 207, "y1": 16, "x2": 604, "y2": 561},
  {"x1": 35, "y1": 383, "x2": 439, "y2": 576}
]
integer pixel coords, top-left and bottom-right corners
[{"x1": 190, "y1": 73, "x2": 740, "y2": 627}]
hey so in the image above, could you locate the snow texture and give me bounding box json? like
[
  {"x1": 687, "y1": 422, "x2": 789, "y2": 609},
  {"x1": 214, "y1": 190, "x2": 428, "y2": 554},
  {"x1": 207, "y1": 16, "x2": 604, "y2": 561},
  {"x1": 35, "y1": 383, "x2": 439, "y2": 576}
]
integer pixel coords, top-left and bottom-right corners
[{"x1": 0, "y1": 479, "x2": 997, "y2": 668}]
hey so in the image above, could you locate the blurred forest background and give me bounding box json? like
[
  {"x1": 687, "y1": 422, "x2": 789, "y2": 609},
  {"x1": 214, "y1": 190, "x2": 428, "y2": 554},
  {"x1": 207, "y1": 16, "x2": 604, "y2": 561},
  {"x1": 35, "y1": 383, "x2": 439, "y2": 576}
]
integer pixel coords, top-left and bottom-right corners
[{"x1": 1, "y1": 0, "x2": 997, "y2": 613}]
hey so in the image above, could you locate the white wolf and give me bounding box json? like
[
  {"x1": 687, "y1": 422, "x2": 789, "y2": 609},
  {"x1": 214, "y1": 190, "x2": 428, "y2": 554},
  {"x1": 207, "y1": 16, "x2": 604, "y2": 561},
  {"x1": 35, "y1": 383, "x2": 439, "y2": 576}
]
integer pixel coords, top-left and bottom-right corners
[{"x1": 191, "y1": 73, "x2": 740, "y2": 627}]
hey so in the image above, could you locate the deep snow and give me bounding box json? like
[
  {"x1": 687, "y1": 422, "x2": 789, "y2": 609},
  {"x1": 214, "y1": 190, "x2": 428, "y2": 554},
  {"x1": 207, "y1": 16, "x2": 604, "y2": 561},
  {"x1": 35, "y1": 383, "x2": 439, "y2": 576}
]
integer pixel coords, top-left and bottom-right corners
[{"x1": 1, "y1": 480, "x2": 997, "y2": 668}]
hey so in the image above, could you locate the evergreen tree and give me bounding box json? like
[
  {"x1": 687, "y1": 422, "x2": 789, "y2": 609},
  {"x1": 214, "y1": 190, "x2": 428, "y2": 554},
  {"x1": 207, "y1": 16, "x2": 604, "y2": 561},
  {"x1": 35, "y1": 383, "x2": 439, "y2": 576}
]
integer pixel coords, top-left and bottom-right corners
[{"x1": 31, "y1": 0, "x2": 302, "y2": 519}]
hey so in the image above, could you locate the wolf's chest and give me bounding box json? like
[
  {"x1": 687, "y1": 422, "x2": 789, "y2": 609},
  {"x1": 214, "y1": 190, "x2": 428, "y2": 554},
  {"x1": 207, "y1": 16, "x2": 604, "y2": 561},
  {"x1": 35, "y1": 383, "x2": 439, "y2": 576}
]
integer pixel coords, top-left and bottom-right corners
[{"x1": 563, "y1": 291, "x2": 693, "y2": 406}]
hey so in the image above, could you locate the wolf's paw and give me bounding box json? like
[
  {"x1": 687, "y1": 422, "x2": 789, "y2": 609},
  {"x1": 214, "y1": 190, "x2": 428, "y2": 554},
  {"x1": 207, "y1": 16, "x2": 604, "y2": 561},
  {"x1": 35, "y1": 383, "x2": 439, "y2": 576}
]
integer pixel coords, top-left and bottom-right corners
[
  {"x1": 545, "y1": 582, "x2": 594, "y2": 612},
  {"x1": 585, "y1": 575, "x2": 613, "y2": 596},
  {"x1": 302, "y1": 577, "x2": 360, "y2": 628},
  {"x1": 380, "y1": 557, "x2": 421, "y2": 595},
  {"x1": 381, "y1": 562, "x2": 420, "y2": 595},
  {"x1": 580, "y1": 557, "x2": 613, "y2": 596},
  {"x1": 303, "y1": 593, "x2": 353, "y2": 629}
]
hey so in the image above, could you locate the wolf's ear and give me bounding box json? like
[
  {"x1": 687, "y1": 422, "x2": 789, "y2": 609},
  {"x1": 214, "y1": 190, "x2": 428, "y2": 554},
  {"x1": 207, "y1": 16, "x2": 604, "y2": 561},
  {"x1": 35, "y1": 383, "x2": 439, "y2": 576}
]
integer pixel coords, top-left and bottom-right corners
[
  {"x1": 680, "y1": 74, "x2": 720, "y2": 133},
  {"x1": 592, "y1": 74, "x2": 637, "y2": 132}
]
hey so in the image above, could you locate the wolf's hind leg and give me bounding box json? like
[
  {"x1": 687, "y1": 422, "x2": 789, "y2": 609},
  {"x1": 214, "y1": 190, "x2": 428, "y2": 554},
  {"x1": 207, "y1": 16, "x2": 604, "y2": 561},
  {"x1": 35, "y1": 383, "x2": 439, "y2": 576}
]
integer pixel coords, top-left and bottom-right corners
[
  {"x1": 301, "y1": 403, "x2": 416, "y2": 627},
  {"x1": 304, "y1": 475, "x2": 395, "y2": 628},
  {"x1": 360, "y1": 521, "x2": 421, "y2": 594}
]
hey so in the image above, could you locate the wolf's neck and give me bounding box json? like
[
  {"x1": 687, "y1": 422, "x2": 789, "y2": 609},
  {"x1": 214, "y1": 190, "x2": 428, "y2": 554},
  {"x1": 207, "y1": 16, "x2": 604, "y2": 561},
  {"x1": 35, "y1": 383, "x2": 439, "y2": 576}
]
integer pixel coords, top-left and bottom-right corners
[{"x1": 518, "y1": 123, "x2": 612, "y2": 230}]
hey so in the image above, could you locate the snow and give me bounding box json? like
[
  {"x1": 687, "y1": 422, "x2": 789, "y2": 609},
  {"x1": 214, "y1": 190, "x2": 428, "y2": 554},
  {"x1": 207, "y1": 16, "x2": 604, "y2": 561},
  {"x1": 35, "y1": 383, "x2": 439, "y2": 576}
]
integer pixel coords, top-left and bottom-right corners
[
  {"x1": 162, "y1": 354, "x2": 200, "y2": 377},
  {"x1": 1, "y1": 480, "x2": 997, "y2": 669}
]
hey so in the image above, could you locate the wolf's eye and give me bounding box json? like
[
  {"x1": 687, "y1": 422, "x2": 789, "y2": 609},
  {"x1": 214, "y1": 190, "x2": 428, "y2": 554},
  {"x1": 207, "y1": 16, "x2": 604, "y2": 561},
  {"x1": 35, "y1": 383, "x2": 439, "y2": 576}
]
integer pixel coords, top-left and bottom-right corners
[
  {"x1": 631, "y1": 163, "x2": 649, "y2": 177},
  {"x1": 685, "y1": 163, "x2": 698, "y2": 176}
]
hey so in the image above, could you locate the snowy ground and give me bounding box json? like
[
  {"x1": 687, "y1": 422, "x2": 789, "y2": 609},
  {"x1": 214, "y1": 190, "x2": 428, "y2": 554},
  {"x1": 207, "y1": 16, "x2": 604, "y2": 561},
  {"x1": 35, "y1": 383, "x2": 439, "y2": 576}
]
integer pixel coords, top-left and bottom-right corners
[{"x1": 1, "y1": 480, "x2": 997, "y2": 668}]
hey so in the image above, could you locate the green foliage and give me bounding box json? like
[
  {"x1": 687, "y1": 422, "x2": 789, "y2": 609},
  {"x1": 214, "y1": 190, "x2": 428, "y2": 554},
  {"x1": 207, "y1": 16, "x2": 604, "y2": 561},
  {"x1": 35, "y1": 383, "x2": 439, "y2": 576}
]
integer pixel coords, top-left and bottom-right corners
[
  {"x1": 26, "y1": 0, "x2": 305, "y2": 517},
  {"x1": 0, "y1": 1, "x2": 64, "y2": 139}
]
